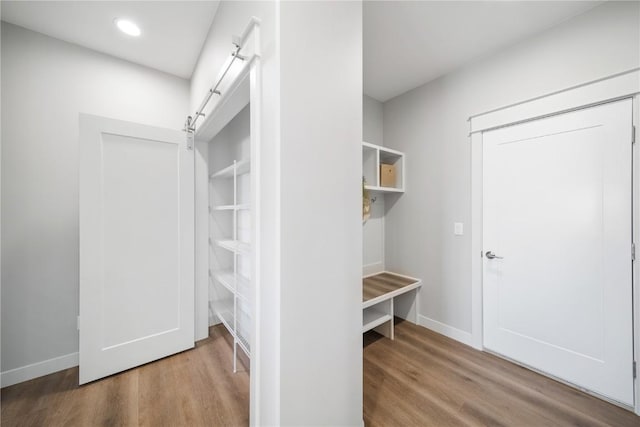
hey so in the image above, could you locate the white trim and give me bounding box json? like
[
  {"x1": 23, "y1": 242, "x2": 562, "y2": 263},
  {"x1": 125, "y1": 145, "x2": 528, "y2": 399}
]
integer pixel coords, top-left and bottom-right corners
[
  {"x1": 194, "y1": 135, "x2": 210, "y2": 342},
  {"x1": 382, "y1": 194, "x2": 386, "y2": 273},
  {"x1": 363, "y1": 176, "x2": 386, "y2": 278},
  {"x1": 633, "y1": 95, "x2": 640, "y2": 416},
  {"x1": 470, "y1": 69, "x2": 640, "y2": 412},
  {"x1": 195, "y1": 59, "x2": 254, "y2": 144},
  {"x1": 248, "y1": 28, "x2": 263, "y2": 425},
  {"x1": 362, "y1": 140, "x2": 379, "y2": 150},
  {"x1": 1, "y1": 352, "x2": 78, "y2": 388},
  {"x1": 362, "y1": 140, "x2": 403, "y2": 156},
  {"x1": 364, "y1": 185, "x2": 404, "y2": 193},
  {"x1": 417, "y1": 315, "x2": 475, "y2": 348},
  {"x1": 362, "y1": 262, "x2": 384, "y2": 277},
  {"x1": 269, "y1": 4, "x2": 281, "y2": 424},
  {"x1": 363, "y1": 270, "x2": 419, "y2": 281},
  {"x1": 470, "y1": 132, "x2": 484, "y2": 351},
  {"x1": 470, "y1": 68, "x2": 640, "y2": 134}
]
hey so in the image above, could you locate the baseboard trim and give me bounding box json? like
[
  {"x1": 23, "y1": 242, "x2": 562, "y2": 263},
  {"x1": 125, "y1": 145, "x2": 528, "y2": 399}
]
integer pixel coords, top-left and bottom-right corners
[
  {"x1": 418, "y1": 315, "x2": 475, "y2": 348},
  {"x1": 363, "y1": 262, "x2": 384, "y2": 277},
  {"x1": 1, "y1": 352, "x2": 78, "y2": 388}
]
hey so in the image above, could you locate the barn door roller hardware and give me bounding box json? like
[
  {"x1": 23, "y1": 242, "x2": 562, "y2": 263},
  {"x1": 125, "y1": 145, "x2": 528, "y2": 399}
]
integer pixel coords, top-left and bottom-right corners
[{"x1": 185, "y1": 17, "x2": 260, "y2": 134}]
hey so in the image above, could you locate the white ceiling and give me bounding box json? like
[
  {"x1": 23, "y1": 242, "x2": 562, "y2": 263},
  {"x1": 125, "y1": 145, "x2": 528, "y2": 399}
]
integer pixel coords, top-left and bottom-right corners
[
  {"x1": 364, "y1": 1, "x2": 603, "y2": 102},
  {"x1": 0, "y1": 1, "x2": 219, "y2": 79},
  {"x1": 1, "y1": 1, "x2": 603, "y2": 93}
]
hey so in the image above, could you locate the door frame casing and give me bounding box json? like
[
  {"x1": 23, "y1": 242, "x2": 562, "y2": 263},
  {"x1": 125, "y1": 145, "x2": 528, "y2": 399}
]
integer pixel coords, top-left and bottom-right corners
[{"x1": 469, "y1": 67, "x2": 640, "y2": 413}]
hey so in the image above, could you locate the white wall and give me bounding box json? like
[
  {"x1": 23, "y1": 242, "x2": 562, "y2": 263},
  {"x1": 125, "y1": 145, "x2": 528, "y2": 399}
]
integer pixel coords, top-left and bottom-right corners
[
  {"x1": 1, "y1": 23, "x2": 189, "y2": 384},
  {"x1": 363, "y1": 94, "x2": 383, "y2": 146},
  {"x1": 279, "y1": 2, "x2": 362, "y2": 424},
  {"x1": 382, "y1": 1, "x2": 640, "y2": 340},
  {"x1": 189, "y1": 2, "x2": 281, "y2": 424},
  {"x1": 363, "y1": 95, "x2": 385, "y2": 275},
  {"x1": 192, "y1": 2, "x2": 363, "y2": 424}
]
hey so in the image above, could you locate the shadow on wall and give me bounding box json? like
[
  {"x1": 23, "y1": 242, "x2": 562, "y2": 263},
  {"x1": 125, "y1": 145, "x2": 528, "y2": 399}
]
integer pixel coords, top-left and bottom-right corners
[{"x1": 384, "y1": 192, "x2": 402, "y2": 215}]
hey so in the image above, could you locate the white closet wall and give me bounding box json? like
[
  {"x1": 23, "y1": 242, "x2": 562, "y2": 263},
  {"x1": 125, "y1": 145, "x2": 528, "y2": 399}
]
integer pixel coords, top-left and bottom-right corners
[
  {"x1": 191, "y1": 1, "x2": 364, "y2": 423},
  {"x1": 190, "y1": 3, "x2": 281, "y2": 423},
  {"x1": 278, "y1": 2, "x2": 363, "y2": 423}
]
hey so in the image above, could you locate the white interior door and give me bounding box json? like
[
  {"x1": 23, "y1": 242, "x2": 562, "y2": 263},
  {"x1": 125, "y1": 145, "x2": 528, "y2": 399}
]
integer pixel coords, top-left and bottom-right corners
[
  {"x1": 483, "y1": 99, "x2": 634, "y2": 406},
  {"x1": 79, "y1": 114, "x2": 194, "y2": 384}
]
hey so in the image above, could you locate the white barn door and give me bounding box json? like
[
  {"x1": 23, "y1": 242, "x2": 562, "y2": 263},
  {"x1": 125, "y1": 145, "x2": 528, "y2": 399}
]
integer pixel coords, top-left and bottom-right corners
[
  {"x1": 483, "y1": 99, "x2": 634, "y2": 406},
  {"x1": 79, "y1": 114, "x2": 194, "y2": 384}
]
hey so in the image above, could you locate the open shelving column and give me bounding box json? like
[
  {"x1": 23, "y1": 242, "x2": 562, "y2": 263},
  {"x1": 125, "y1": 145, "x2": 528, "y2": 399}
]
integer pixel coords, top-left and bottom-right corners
[
  {"x1": 209, "y1": 159, "x2": 252, "y2": 372},
  {"x1": 362, "y1": 142, "x2": 422, "y2": 337}
]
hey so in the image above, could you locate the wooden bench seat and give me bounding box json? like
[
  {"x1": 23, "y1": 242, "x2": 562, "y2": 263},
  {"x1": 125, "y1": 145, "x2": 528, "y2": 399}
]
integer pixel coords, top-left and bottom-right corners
[{"x1": 363, "y1": 272, "x2": 421, "y2": 339}]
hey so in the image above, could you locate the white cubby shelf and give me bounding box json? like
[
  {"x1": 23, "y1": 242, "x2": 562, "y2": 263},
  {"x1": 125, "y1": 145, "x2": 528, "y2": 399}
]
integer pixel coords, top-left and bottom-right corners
[{"x1": 362, "y1": 141, "x2": 405, "y2": 193}]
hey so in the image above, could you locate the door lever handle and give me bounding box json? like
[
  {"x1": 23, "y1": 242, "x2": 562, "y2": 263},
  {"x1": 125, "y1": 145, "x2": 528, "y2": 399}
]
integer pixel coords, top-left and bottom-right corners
[{"x1": 485, "y1": 251, "x2": 504, "y2": 259}]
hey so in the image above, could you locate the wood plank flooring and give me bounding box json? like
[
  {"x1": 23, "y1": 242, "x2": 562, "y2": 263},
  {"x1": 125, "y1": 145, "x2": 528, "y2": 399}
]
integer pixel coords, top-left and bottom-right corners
[
  {"x1": 3, "y1": 320, "x2": 639, "y2": 426},
  {"x1": 364, "y1": 319, "x2": 639, "y2": 427},
  {"x1": 1, "y1": 325, "x2": 249, "y2": 427}
]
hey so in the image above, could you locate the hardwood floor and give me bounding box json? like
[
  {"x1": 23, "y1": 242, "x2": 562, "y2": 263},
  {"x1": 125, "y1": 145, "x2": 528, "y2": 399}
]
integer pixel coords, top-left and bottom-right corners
[
  {"x1": 364, "y1": 319, "x2": 639, "y2": 427},
  {"x1": 1, "y1": 325, "x2": 249, "y2": 427},
  {"x1": 3, "y1": 321, "x2": 639, "y2": 426}
]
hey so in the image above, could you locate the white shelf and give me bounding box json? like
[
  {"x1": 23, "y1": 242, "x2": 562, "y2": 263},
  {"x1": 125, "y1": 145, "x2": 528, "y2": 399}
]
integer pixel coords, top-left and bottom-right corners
[
  {"x1": 216, "y1": 239, "x2": 251, "y2": 255},
  {"x1": 362, "y1": 141, "x2": 405, "y2": 193},
  {"x1": 212, "y1": 203, "x2": 250, "y2": 211},
  {"x1": 209, "y1": 159, "x2": 251, "y2": 179},
  {"x1": 211, "y1": 269, "x2": 251, "y2": 301},
  {"x1": 212, "y1": 298, "x2": 251, "y2": 332},
  {"x1": 213, "y1": 204, "x2": 236, "y2": 211},
  {"x1": 213, "y1": 299, "x2": 235, "y2": 333},
  {"x1": 378, "y1": 145, "x2": 404, "y2": 158},
  {"x1": 363, "y1": 307, "x2": 392, "y2": 333},
  {"x1": 236, "y1": 297, "x2": 251, "y2": 356},
  {"x1": 364, "y1": 185, "x2": 405, "y2": 194},
  {"x1": 237, "y1": 329, "x2": 251, "y2": 356},
  {"x1": 212, "y1": 298, "x2": 251, "y2": 357},
  {"x1": 209, "y1": 154, "x2": 253, "y2": 370}
]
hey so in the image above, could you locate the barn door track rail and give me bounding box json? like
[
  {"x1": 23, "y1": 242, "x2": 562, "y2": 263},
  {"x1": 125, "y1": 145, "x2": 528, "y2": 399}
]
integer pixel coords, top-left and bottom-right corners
[{"x1": 185, "y1": 17, "x2": 261, "y2": 134}]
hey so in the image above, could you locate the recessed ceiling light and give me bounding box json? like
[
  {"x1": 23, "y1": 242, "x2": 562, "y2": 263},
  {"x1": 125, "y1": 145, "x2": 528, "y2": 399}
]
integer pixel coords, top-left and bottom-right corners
[{"x1": 114, "y1": 18, "x2": 141, "y2": 37}]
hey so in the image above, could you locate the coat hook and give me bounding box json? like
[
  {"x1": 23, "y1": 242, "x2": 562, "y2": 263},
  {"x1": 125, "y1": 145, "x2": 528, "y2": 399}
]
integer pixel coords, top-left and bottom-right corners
[{"x1": 371, "y1": 197, "x2": 377, "y2": 204}]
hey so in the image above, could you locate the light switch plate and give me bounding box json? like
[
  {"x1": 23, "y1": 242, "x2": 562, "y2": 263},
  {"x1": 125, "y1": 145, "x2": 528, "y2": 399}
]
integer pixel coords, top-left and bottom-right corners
[{"x1": 454, "y1": 222, "x2": 464, "y2": 236}]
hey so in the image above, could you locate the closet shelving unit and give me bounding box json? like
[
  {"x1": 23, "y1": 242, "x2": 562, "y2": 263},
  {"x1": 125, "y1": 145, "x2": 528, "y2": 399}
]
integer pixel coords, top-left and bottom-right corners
[
  {"x1": 209, "y1": 159, "x2": 252, "y2": 371},
  {"x1": 362, "y1": 141, "x2": 405, "y2": 193}
]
